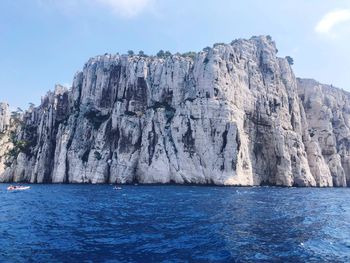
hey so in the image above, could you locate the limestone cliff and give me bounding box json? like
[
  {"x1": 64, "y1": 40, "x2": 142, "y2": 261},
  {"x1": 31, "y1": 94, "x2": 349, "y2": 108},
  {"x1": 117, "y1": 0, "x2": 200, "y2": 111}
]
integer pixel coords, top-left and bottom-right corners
[
  {"x1": 0, "y1": 36, "x2": 349, "y2": 186},
  {"x1": 0, "y1": 102, "x2": 11, "y2": 175},
  {"x1": 0, "y1": 103, "x2": 10, "y2": 133},
  {"x1": 298, "y1": 79, "x2": 350, "y2": 186}
]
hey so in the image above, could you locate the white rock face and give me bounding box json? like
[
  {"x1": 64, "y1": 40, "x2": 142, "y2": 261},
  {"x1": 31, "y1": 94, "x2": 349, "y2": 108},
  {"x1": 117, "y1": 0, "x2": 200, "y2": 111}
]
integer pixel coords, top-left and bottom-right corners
[
  {"x1": 0, "y1": 103, "x2": 11, "y2": 175},
  {"x1": 0, "y1": 36, "x2": 349, "y2": 186},
  {"x1": 0, "y1": 103, "x2": 10, "y2": 132},
  {"x1": 298, "y1": 78, "x2": 350, "y2": 186}
]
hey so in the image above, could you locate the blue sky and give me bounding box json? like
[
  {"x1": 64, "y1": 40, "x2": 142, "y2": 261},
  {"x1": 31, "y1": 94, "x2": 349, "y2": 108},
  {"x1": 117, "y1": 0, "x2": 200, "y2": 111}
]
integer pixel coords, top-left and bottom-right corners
[{"x1": 1, "y1": 0, "x2": 350, "y2": 109}]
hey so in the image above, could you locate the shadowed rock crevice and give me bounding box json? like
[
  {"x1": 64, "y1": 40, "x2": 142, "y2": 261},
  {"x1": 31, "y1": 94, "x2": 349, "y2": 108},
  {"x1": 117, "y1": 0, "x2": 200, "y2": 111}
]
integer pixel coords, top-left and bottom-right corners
[{"x1": 182, "y1": 120, "x2": 195, "y2": 157}]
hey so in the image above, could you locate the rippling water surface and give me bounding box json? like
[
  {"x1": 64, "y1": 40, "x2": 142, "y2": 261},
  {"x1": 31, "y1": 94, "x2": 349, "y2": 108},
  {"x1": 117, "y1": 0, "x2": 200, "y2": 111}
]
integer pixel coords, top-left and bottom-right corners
[{"x1": 0, "y1": 185, "x2": 349, "y2": 262}]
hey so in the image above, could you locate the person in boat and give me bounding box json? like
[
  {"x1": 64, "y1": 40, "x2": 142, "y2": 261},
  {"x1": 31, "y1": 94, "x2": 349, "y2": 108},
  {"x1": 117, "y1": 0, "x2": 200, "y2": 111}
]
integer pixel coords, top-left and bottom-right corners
[{"x1": 8, "y1": 185, "x2": 24, "y2": 190}]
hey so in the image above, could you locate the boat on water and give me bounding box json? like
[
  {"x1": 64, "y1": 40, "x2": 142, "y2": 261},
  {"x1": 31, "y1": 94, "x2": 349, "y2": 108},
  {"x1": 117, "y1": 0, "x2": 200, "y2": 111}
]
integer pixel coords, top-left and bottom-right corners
[
  {"x1": 7, "y1": 185, "x2": 30, "y2": 191},
  {"x1": 113, "y1": 186, "x2": 122, "y2": 190}
]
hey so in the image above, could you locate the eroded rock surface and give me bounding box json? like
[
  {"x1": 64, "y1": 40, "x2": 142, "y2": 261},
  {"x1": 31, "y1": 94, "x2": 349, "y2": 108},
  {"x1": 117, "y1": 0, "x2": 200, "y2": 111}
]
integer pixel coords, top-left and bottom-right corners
[
  {"x1": 0, "y1": 103, "x2": 11, "y2": 175},
  {"x1": 298, "y1": 79, "x2": 350, "y2": 186},
  {"x1": 0, "y1": 36, "x2": 349, "y2": 186},
  {"x1": 0, "y1": 103, "x2": 10, "y2": 132}
]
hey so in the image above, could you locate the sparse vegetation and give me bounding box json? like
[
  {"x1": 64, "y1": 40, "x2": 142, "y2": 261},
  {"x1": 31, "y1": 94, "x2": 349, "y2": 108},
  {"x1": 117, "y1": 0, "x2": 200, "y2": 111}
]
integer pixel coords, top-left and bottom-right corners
[
  {"x1": 203, "y1": 47, "x2": 211, "y2": 52},
  {"x1": 4, "y1": 135, "x2": 32, "y2": 168},
  {"x1": 181, "y1": 52, "x2": 196, "y2": 59},
  {"x1": 213, "y1": 43, "x2": 225, "y2": 48},
  {"x1": 157, "y1": 50, "x2": 165, "y2": 58},
  {"x1": 10, "y1": 108, "x2": 23, "y2": 126},
  {"x1": 286, "y1": 56, "x2": 294, "y2": 65},
  {"x1": 156, "y1": 50, "x2": 172, "y2": 58},
  {"x1": 138, "y1": 50, "x2": 148, "y2": 57},
  {"x1": 10, "y1": 140, "x2": 31, "y2": 156},
  {"x1": 164, "y1": 51, "x2": 172, "y2": 57}
]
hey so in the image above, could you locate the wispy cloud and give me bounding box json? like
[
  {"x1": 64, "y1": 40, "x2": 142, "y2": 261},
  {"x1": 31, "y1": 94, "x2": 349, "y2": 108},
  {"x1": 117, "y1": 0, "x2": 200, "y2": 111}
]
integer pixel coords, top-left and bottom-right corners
[
  {"x1": 97, "y1": 0, "x2": 155, "y2": 18},
  {"x1": 315, "y1": 9, "x2": 350, "y2": 36},
  {"x1": 36, "y1": 0, "x2": 155, "y2": 18}
]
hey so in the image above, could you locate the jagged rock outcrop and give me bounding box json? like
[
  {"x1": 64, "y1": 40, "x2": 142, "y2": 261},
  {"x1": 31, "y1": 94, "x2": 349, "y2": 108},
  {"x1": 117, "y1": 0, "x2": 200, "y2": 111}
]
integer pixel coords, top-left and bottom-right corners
[
  {"x1": 0, "y1": 103, "x2": 10, "y2": 132},
  {"x1": 0, "y1": 36, "x2": 349, "y2": 186}
]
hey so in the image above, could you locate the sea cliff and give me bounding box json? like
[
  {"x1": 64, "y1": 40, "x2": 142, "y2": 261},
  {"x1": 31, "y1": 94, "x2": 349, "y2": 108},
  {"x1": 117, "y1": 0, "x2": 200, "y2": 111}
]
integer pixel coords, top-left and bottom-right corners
[{"x1": 1, "y1": 36, "x2": 349, "y2": 186}]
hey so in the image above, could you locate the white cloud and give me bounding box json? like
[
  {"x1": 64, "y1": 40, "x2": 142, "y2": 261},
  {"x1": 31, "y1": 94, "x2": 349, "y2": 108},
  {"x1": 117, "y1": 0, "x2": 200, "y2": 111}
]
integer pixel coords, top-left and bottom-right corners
[
  {"x1": 315, "y1": 9, "x2": 350, "y2": 35},
  {"x1": 96, "y1": 0, "x2": 155, "y2": 18}
]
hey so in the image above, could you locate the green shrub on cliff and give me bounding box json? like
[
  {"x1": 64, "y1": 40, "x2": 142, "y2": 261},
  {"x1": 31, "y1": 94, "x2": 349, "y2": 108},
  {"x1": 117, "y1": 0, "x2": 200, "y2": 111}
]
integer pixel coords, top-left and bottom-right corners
[{"x1": 181, "y1": 52, "x2": 196, "y2": 59}]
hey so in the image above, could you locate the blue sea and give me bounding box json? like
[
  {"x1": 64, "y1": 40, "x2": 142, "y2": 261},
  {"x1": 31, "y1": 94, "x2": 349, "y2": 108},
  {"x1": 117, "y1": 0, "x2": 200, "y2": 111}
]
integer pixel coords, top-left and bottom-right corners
[{"x1": 0, "y1": 185, "x2": 349, "y2": 262}]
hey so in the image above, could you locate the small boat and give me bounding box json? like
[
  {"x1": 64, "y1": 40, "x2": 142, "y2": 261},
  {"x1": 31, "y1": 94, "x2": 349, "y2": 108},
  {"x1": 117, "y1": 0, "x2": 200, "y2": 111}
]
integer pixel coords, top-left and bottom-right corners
[
  {"x1": 7, "y1": 185, "x2": 30, "y2": 191},
  {"x1": 113, "y1": 186, "x2": 122, "y2": 190}
]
